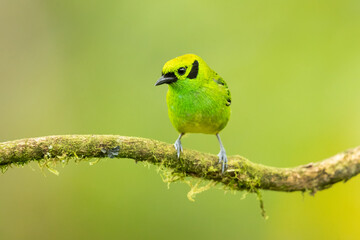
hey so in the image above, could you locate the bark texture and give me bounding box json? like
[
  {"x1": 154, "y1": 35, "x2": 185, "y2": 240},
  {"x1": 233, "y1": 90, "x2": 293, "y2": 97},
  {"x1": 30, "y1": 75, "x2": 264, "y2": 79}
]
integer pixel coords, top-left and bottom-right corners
[{"x1": 1, "y1": 135, "x2": 359, "y2": 193}]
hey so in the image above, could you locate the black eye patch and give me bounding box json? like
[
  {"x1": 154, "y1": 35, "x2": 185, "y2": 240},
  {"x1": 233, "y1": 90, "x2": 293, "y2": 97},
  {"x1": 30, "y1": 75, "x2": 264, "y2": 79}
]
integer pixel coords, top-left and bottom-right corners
[
  {"x1": 178, "y1": 67, "x2": 186, "y2": 75},
  {"x1": 163, "y1": 72, "x2": 177, "y2": 79},
  {"x1": 187, "y1": 60, "x2": 199, "y2": 79}
]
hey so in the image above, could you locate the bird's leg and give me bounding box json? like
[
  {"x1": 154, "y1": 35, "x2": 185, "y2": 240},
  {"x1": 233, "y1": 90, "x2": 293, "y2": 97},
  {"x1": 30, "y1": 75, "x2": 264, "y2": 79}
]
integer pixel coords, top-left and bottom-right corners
[
  {"x1": 174, "y1": 133, "x2": 184, "y2": 158},
  {"x1": 216, "y1": 134, "x2": 228, "y2": 173}
]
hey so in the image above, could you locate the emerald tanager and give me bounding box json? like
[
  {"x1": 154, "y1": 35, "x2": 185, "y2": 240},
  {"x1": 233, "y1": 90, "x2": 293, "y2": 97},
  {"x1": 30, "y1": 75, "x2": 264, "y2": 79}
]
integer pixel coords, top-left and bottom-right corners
[{"x1": 155, "y1": 54, "x2": 231, "y2": 172}]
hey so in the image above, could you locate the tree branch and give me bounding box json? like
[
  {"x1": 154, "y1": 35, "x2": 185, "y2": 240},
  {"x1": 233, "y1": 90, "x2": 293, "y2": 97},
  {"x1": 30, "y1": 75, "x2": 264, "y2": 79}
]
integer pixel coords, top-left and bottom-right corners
[{"x1": 0, "y1": 135, "x2": 359, "y2": 193}]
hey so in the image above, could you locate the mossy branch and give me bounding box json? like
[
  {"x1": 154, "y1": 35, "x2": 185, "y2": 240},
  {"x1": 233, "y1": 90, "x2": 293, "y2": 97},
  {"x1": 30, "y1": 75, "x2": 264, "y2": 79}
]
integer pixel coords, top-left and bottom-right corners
[{"x1": 0, "y1": 135, "x2": 359, "y2": 193}]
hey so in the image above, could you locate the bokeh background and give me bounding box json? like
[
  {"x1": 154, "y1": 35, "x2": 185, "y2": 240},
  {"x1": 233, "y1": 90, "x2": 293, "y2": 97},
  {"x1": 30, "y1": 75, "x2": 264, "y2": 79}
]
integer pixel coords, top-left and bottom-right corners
[{"x1": 1, "y1": 0, "x2": 360, "y2": 239}]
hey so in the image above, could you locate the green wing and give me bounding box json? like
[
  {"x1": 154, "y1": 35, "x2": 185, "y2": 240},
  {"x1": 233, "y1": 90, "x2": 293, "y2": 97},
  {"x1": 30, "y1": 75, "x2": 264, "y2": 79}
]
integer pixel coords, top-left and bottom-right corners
[{"x1": 213, "y1": 76, "x2": 231, "y2": 106}]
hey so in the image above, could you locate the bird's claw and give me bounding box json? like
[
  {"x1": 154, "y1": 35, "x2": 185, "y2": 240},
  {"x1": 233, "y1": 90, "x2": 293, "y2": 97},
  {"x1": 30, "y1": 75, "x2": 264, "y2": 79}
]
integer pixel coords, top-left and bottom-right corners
[
  {"x1": 218, "y1": 149, "x2": 228, "y2": 173},
  {"x1": 174, "y1": 138, "x2": 183, "y2": 158}
]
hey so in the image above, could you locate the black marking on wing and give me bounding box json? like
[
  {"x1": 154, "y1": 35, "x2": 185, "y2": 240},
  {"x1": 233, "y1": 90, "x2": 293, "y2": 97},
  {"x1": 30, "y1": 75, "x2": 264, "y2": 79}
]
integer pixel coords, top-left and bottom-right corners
[
  {"x1": 187, "y1": 60, "x2": 199, "y2": 79},
  {"x1": 213, "y1": 78, "x2": 225, "y2": 86},
  {"x1": 213, "y1": 76, "x2": 231, "y2": 106},
  {"x1": 226, "y1": 90, "x2": 231, "y2": 106}
]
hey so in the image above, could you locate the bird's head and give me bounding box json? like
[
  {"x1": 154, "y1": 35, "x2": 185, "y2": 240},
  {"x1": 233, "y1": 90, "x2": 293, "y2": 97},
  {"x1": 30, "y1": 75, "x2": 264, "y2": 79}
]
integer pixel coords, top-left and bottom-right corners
[{"x1": 155, "y1": 54, "x2": 209, "y2": 87}]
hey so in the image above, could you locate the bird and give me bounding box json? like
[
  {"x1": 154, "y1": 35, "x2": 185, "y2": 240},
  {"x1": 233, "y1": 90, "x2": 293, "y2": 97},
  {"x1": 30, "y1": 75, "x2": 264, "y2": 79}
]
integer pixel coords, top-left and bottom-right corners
[{"x1": 155, "y1": 54, "x2": 231, "y2": 173}]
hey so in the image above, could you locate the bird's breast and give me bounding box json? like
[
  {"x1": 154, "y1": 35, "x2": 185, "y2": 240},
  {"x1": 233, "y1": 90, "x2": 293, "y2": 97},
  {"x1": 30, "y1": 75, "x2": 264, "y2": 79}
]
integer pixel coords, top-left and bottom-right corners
[{"x1": 166, "y1": 88, "x2": 230, "y2": 134}]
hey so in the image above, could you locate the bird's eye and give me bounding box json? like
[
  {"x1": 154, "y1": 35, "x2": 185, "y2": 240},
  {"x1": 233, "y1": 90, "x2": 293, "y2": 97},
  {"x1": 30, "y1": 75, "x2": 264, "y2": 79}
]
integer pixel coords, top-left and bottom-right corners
[{"x1": 177, "y1": 67, "x2": 186, "y2": 75}]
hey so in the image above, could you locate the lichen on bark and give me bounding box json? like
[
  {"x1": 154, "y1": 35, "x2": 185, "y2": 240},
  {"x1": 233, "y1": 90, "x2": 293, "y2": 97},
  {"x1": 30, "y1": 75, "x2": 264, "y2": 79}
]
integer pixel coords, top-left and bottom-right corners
[{"x1": 0, "y1": 135, "x2": 359, "y2": 194}]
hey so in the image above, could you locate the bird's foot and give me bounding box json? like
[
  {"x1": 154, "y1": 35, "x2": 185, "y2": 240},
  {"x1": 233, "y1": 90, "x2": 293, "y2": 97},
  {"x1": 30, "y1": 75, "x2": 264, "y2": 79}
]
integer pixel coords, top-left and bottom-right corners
[
  {"x1": 174, "y1": 138, "x2": 183, "y2": 158},
  {"x1": 218, "y1": 148, "x2": 228, "y2": 173}
]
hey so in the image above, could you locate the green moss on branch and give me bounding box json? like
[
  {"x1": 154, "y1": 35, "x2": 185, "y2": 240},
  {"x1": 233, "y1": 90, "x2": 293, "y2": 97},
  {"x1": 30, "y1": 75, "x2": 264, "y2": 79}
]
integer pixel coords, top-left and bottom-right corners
[{"x1": 1, "y1": 135, "x2": 359, "y2": 193}]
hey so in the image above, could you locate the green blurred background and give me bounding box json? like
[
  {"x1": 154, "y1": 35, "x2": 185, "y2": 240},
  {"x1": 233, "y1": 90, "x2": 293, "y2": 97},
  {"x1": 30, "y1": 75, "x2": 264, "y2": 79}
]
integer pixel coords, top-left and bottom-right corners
[{"x1": 1, "y1": 0, "x2": 360, "y2": 239}]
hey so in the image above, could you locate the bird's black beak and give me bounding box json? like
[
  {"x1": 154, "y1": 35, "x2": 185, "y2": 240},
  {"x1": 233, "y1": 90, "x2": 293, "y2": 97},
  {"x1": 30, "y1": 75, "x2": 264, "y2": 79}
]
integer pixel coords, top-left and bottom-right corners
[{"x1": 155, "y1": 73, "x2": 177, "y2": 86}]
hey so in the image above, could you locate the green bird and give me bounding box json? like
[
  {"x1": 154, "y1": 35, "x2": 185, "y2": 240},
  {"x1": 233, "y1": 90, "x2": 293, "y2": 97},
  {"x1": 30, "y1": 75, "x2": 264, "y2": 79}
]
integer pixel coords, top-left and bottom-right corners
[{"x1": 155, "y1": 54, "x2": 231, "y2": 172}]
